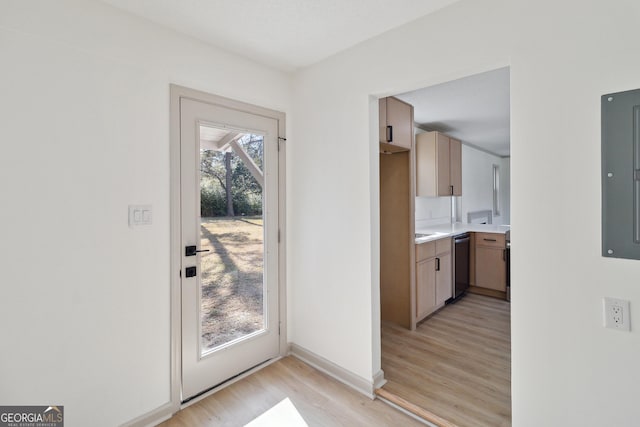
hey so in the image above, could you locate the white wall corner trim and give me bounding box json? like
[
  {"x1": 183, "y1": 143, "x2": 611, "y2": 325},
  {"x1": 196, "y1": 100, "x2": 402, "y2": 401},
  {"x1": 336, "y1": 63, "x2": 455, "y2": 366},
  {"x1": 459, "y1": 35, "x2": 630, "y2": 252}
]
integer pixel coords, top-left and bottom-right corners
[{"x1": 288, "y1": 343, "x2": 383, "y2": 398}]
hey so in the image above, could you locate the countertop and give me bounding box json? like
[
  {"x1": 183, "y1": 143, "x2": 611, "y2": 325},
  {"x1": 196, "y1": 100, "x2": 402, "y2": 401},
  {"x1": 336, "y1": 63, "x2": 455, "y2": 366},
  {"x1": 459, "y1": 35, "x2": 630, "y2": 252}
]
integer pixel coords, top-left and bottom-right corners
[{"x1": 415, "y1": 223, "x2": 510, "y2": 244}]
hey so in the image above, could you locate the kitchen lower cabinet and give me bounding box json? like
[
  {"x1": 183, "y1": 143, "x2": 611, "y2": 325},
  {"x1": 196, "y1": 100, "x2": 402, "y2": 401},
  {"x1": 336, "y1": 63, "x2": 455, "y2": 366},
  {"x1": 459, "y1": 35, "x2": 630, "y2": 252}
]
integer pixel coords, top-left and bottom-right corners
[
  {"x1": 416, "y1": 258, "x2": 436, "y2": 319},
  {"x1": 415, "y1": 237, "x2": 452, "y2": 322},
  {"x1": 435, "y1": 252, "x2": 452, "y2": 305},
  {"x1": 474, "y1": 232, "x2": 507, "y2": 292}
]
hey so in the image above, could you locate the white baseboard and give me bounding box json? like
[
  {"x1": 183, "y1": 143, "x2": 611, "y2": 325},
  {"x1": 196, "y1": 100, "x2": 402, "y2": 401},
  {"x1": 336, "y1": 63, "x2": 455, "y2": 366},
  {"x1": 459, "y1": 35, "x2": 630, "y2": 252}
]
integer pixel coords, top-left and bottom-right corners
[
  {"x1": 373, "y1": 369, "x2": 387, "y2": 389},
  {"x1": 288, "y1": 343, "x2": 385, "y2": 399},
  {"x1": 120, "y1": 357, "x2": 282, "y2": 426},
  {"x1": 121, "y1": 348, "x2": 384, "y2": 426}
]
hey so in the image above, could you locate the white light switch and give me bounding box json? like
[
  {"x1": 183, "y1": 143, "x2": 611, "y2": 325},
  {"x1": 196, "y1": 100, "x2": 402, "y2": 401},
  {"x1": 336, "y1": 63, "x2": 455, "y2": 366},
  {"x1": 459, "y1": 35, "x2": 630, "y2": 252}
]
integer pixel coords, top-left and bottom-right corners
[{"x1": 129, "y1": 205, "x2": 152, "y2": 226}]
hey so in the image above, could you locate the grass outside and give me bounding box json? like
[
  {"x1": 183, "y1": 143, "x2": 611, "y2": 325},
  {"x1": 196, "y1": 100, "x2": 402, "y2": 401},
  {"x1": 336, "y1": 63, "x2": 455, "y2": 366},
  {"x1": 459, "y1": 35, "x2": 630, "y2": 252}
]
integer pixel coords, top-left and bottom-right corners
[{"x1": 200, "y1": 216, "x2": 264, "y2": 350}]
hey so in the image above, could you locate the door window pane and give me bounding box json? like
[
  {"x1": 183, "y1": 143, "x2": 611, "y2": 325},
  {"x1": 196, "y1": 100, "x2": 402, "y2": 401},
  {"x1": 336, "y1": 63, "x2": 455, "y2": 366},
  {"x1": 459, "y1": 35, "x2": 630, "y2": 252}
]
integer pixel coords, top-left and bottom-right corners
[{"x1": 199, "y1": 126, "x2": 265, "y2": 353}]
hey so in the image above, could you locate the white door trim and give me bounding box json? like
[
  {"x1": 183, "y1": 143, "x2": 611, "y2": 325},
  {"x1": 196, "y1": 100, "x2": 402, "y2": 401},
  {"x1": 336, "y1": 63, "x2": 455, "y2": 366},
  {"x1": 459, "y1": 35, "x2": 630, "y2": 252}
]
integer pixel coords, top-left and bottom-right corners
[{"x1": 169, "y1": 84, "x2": 287, "y2": 413}]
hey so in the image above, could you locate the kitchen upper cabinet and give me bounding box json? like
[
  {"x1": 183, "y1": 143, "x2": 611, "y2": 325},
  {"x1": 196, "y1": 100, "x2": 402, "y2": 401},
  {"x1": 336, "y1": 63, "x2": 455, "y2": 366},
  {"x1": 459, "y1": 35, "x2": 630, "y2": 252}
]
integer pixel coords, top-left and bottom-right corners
[
  {"x1": 415, "y1": 237, "x2": 452, "y2": 322},
  {"x1": 449, "y1": 137, "x2": 462, "y2": 196},
  {"x1": 474, "y1": 232, "x2": 506, "y2": 292},
  {"x1": 416, "y1": 131, "x2": 462, "y2": 196},
  {"x1": 379, "y1": 96, "x2": 413, "y2": 153}
]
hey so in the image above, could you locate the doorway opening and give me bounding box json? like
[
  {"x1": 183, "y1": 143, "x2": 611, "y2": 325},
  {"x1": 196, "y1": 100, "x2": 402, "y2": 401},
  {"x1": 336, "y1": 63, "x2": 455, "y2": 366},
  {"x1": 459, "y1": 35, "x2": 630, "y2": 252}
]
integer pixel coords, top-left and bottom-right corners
[{"x1": 377, "y1": 67, "x2": 512, "y2": 427}]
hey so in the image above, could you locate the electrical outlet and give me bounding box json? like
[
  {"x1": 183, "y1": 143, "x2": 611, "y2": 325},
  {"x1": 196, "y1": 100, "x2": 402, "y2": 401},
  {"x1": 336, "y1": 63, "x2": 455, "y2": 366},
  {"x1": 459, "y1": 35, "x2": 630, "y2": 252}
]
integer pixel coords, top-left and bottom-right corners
[{"x1": 603, "y1": 297, "x2": 630, "y2": 331}]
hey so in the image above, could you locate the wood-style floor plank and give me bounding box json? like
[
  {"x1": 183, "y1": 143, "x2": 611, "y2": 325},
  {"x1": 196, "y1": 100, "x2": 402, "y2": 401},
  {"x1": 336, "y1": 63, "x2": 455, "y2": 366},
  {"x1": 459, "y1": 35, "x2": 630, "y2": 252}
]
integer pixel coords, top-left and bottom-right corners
[
  {"x1": 159, "y1": 356, "x2": 424, "y2": 427},
  {"x1": 382, "y1": 293, "x2": 511, "y2": 427}
]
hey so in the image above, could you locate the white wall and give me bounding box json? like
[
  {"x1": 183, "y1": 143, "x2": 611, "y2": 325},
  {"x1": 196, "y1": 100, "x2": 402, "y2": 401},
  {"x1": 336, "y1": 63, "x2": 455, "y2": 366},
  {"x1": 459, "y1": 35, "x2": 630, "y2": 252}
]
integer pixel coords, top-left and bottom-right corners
[
  {"x1": 292, "y1": 0, "x2": 640, "y2": 426},
  {"x1": 291, "y1": 0, "x2": 513, "y2": 387},
  {"x1": 511, "y1": 1, "x2": 640, "y2": 425},
  {"x1": 0, "y1": 1, "x2": 290, "y2": 426},
  {"x1": 461, "y1": 144, "x2": 509, "y2": 225}
]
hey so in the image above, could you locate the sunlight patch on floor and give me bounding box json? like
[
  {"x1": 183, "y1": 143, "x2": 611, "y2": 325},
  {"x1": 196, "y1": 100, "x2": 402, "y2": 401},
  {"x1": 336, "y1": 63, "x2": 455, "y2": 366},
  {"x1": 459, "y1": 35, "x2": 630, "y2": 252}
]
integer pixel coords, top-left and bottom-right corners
[{"x1": 244, "y1": 398, "x2": 308, "y2": 427}]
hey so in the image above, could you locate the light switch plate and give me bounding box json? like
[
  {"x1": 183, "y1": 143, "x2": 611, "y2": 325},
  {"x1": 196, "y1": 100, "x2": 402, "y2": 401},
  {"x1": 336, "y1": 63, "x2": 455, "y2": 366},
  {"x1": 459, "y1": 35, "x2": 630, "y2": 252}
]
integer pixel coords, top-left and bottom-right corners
[{"x1": 129, "y1": 205, "x2": 152, "y2": 227}]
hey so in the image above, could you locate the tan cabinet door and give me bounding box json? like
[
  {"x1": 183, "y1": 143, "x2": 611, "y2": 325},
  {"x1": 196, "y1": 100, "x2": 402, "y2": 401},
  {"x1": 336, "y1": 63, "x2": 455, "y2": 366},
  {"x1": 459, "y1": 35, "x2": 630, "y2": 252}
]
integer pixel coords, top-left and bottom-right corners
[
  {"x1": 436, "y1": 132, "x2": 451, "y2": 196},
  {"x1": 435, "y1": 252, "x2": 452, "y2": 305},
  {"x1": 475, "y1": 246, "x2": 506, "y2": 291},
  {"x1": 416, "y1": 258, "x2": 436, "y2": 319},
  {"x1": 385, "y1": 97, "x2": 413, "y2": 150},
  {"x1": 415, "y1": 131, "x2": 463, "y2": 197},
  {"x1": 449, "y1": 137, "x2": 462, "y2": 196}
]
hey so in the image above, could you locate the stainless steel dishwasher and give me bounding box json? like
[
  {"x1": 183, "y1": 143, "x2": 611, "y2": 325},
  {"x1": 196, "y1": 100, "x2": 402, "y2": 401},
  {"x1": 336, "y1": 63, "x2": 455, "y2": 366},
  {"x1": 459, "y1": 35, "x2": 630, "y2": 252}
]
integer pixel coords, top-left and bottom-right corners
[{"x1": 453, "y1": 233, "x2": 470, "y2": 299}]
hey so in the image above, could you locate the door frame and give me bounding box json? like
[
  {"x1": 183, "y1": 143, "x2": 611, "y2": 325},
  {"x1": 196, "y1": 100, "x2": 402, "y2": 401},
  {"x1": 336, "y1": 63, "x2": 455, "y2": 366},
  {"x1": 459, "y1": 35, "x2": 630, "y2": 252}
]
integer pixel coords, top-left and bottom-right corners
[{"x1": 169, "y1": 84, "x2": 287, "y2": 410}]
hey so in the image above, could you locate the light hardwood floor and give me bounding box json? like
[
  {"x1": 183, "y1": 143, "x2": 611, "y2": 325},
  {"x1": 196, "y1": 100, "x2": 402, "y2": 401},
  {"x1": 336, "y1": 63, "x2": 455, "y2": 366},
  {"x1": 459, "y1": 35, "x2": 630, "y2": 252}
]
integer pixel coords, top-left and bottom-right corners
[
  {"x1": 381, "y1": 293, "x2": 511, "y2": 427},
  {"x1": 159, "y1": 356, "x2": 424, "y2": 427}
]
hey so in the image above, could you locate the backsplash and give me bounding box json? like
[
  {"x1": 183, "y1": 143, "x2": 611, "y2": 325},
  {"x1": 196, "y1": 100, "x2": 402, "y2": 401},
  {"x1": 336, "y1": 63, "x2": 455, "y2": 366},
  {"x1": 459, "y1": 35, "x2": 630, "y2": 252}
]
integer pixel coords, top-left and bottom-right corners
[{"x1": 415, "y1": 196, "x2": 451, "y2": 228}]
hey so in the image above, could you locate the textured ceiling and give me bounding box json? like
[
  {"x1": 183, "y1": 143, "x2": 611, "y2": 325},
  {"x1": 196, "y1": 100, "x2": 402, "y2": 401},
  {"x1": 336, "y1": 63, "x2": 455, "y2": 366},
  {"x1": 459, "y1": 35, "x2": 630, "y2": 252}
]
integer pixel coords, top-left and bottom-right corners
[
  {"x1": 99, "y1": 0, "x2": 460, "y2": 71},
  {"x1": 396, "y1": 67, "x2": 511, "y2": 157}
]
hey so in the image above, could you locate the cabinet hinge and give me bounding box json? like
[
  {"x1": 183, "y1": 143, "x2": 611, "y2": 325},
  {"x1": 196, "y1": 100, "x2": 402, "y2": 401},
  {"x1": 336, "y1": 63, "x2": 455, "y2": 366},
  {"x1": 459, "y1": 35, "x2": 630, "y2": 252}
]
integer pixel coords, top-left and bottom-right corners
[
  {"x1": 278, "y1": 229, "x2": 281, "y2": 243},
  {"x1": 278, "y1": 321, "x2": 281, "y2": 335}
]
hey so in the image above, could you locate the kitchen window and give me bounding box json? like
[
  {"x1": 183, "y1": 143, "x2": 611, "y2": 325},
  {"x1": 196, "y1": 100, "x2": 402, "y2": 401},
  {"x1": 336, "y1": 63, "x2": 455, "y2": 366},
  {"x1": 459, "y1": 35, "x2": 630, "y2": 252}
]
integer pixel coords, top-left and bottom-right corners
[{"x1": 493, "y1": 164, "x2": 500, "y2": 216}]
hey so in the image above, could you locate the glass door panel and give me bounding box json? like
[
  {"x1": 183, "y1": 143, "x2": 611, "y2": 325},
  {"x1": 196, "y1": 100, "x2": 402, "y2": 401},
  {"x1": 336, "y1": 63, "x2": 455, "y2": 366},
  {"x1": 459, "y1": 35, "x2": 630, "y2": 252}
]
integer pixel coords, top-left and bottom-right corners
[
  {"x1": 199, "y1": 128, "x2": 266, "y2": 354},
  {"x1": 179, "y1": 96, "x2": 280, "y2": 401}
]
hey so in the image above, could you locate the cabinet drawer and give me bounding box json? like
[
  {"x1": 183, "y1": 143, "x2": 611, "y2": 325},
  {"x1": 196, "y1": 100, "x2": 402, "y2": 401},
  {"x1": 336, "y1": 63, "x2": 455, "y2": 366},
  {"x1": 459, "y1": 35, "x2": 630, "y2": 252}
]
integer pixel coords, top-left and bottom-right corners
[
  {"x1": 416, "y1": 241, "x2": 436, "y2": 262},
  {"x1": 435, "y1": 237, "x2": 451, "y2": 255},
  {"x1": 475, "y1": 232, "x2": 505, "y2": 248}
]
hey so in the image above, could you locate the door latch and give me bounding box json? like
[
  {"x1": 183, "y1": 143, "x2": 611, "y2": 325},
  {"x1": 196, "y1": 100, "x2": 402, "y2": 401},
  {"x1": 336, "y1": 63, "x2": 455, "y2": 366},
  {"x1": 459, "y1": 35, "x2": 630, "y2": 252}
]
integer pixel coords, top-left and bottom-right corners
[{"x1": 185, "y1": 245, "x2": 210, "y2": 257}]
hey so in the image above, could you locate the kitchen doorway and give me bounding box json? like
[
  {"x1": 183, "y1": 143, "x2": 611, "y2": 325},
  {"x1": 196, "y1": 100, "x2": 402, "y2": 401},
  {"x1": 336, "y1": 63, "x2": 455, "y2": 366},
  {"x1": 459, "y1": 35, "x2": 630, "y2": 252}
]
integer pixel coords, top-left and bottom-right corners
[{"x1": 377, "y1": 67, "x2": 512, "y2": 427}]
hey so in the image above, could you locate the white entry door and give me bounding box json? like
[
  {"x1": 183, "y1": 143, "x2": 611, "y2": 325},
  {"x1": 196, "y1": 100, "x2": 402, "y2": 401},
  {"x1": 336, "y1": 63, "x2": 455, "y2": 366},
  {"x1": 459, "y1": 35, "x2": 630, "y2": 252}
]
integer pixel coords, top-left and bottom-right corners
[{"x1": 179, "y1": 97, "x2": 280, "y2": 401}]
